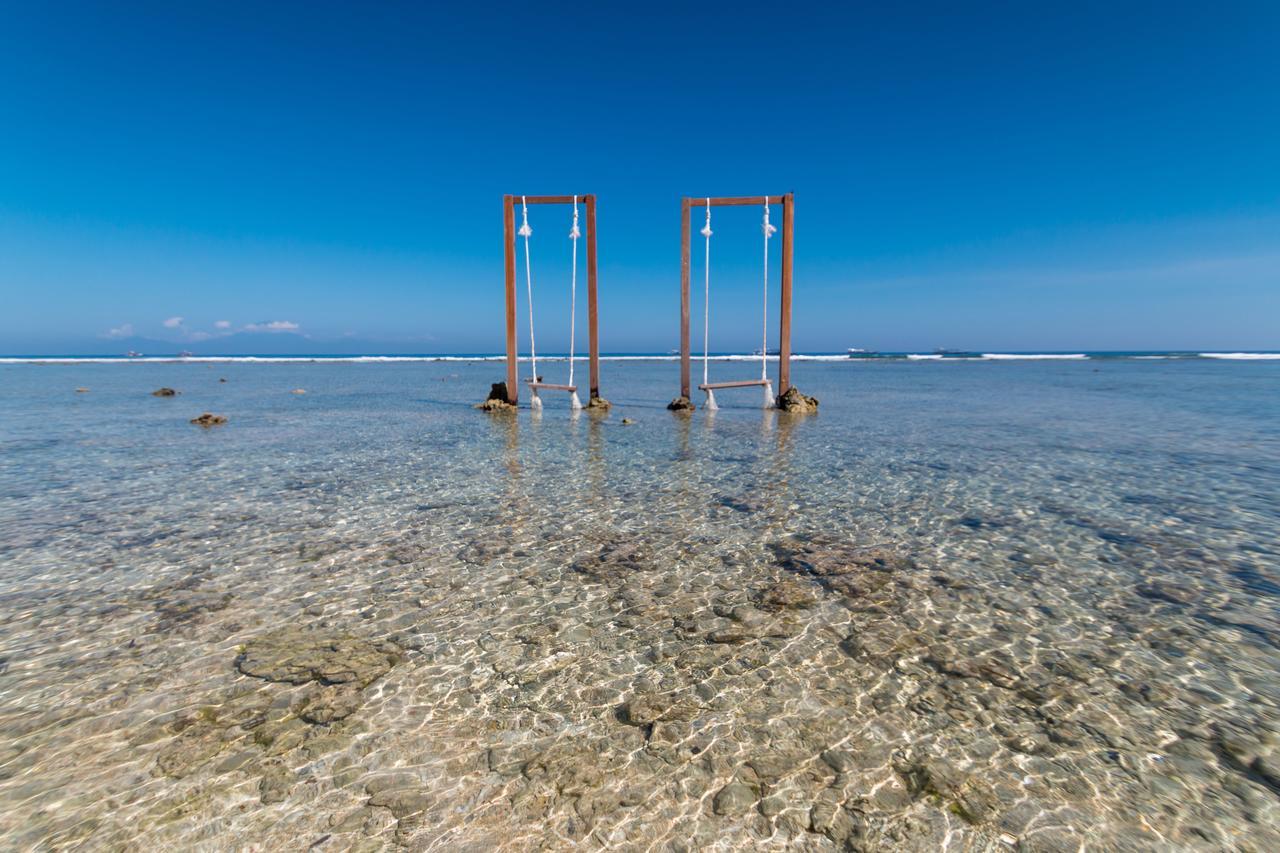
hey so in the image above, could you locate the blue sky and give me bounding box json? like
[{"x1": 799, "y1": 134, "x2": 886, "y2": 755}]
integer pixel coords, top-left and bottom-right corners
[{"x1": 1, "y1": 1, "x2": 1278, "y2": 353}]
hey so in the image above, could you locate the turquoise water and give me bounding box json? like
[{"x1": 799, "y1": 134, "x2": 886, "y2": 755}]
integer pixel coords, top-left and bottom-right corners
[{"x1": 1, "y1": 359, "x2": 1279, "y2": 850}]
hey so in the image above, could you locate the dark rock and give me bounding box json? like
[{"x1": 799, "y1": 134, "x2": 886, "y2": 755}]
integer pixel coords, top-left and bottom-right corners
[
  {"x1": 152, "y1": 590, "x2": 232, "y2": 632},
  {"x1": 756, "y1": 578, "x2": 820, "y2": 611},
  {"x1": 571, "y1": 540, "x2": 656, "y2": 582},
  {"x1": 666, "y1": 396, "x2": 696, "y2": 411},
  {"x1": 712, "y1": 781, "x2": 757, "y2": 815},
  {"x1": 810, "y1": 801, "x2": 862, "y2": 846},
  {"x1": 152, "y1": 387, "x2": 179, "y2": 397},
  {"x1": 259, "y1": 765, "x2": 294, "y2": 804},
  {"x1": 586, "y1": 395, "x2": 612, "y2": 410},
  {"x1": 773, "y1": 539, "x2": 912, "y2": 577},
  {"x1": 457, "y1": 537, "x2": 509, "y2": 565},
  {"x1": 293, "y1": 685, "x2": 365, "y2": 724},
  {"x1": 621, "y1": 417, "x2": 634, "y2": 425},
  {"x1": 775, "y1": 386, "x2": 818, "y2": 413},
  {"x1": 622, "y1": 692, "x2": 697, "y2": 726},
  {"x1": 190, "y1": 412, "x2": 227, "y2": 427},
  {"x1": 476, "y1": 382, "x2": 516, "y2": 411},
  {"x1": 236, "y1": 627, "x2": 402, "y2": 688},
  {"x1": 771, "y1": 539, "x2": 912, "y2": 599}
]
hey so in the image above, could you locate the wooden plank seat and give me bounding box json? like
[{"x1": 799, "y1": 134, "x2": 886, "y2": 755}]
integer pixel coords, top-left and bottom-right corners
[
  {"x1": 526, "y1": 381, "x2": 577, "y2": 392},
  {"x1": 698, "y1": 379, "x2": 771, "y2": 390}
]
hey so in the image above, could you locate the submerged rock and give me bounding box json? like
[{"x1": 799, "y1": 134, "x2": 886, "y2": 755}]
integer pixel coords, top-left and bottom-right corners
[
  {"x1": 756, "y1": 577, "x2": 820, "y2": 611},
  {"x1": 291, "y1": 388, "x2": 307, "y2": 395},
  {"x1": 152, "y1": 387, "x2": 178, "y2": 397},
  {"x1": 587, "y1": 395, "x2": 612, "y2": 410},
  {"x1": 771, "y1": 539, "x2": 912, "y2": 600},
  {"x1": 236, "y1": 626, "x2": 403, "y2": 688},
  {"x1": 190, "y1": 412, "x2": 227, "y2": 427},
  {"x1": 775, "y1": 386, "x2": 818, "y2": 413},
  {"x1": 259, "y1": 764, "x2": 295, "y2": 804},
  {"x1": 75, "y1": 387, "x2": 90, "y2": 393},
  {"x1": 713, "y1": 781, "x2": 757, "y2": 815},
  {"x1": 666, "y1": 395, "x2": 695, "y2": 411},
  {"x1": 476, "y1": 382, "x2": 516, "y2": 411},
  {"x1": 571, "y1": 540, "x2": 656, "y2": 582}
]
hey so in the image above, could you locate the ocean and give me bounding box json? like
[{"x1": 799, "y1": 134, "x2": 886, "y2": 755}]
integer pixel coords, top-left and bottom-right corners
[{"x1": 1, "y1": 355, "x2": 1278, "y2": 849}]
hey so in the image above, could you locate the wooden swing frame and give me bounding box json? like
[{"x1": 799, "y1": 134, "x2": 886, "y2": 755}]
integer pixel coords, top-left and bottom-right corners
[
  {"x1": 679, "y1": 193, "x2": 795, "y2": 400},
  {"x1": 502, "y1": 194, "x2": 600, "y2": 406}
]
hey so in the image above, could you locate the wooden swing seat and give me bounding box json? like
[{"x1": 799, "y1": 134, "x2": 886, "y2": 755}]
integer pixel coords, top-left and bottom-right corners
[
  {"x1": 698, "y1": 379, "x2": 771, "y2": 391},
  {"x1": 526, "y1": 381, "x2": 577, "y2": 392}
]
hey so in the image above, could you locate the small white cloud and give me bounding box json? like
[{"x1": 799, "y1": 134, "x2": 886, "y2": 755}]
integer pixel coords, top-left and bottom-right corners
[
  {"x1": 214, "y1": 320, "x2": 231, "y2": 330},
  {"x1": 244, "y1": 320, "x2": 300, "y2": 333},
  {"x1": 106, "y1": 323, "x2": 134, "y2": 339},
  {"x1": 163, "y1": 316, "x2": 184, "y2": 329}
]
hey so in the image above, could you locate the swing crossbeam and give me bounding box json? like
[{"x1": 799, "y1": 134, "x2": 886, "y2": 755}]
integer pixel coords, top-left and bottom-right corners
[{"x1": 698, "y1": 379, "x2": 771, "y2": 390}]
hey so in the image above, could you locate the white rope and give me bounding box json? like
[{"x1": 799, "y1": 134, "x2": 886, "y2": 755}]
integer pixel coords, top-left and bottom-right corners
[
  {"x1": 568, "y1": 197, "x2": 582, "y2": 410},
  {"x1": 518, "y1": 197, "x2": 540, "y2": 409},
  {"x1": 761, "y1": 199, "x2": 777, "y2": 381},
  {"x1": 701, "y1": 198, "x2": 712, "y2": 389}
]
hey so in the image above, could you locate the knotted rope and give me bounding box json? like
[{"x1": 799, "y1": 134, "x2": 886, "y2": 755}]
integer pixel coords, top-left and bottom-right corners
[
  {"x1": 761, "y1": 200, "x2": 777, "y2": 407},
  {"x1": 700, "y1": 199, "x2": 717, "y2": 410},
  {"x1": 568, "y1": 197, "x2": 582, "y2": 410}
]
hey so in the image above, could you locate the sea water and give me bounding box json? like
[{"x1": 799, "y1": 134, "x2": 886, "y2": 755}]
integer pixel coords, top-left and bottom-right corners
[{"x1": 1, "y1": 358, "x2": 1278, "y2": 850}]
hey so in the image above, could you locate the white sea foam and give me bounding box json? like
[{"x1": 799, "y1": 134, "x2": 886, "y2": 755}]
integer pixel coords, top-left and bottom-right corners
[{"x1": 1199, "y1": 352, "x2": 1280, "y2": 360}]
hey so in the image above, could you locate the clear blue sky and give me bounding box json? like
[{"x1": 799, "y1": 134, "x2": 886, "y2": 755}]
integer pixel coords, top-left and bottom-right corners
[{"x1": 2, "y1": 1, "x2": 1278, "y2": 353}]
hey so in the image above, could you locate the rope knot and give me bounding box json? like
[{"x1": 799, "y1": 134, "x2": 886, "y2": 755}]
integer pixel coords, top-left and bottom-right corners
[
  {"x1": 700, "y1": 223, "x2": 713, "y2": 238},
  {"x1": 518, "y1": 222, "x2": 532, "y2": 237}
]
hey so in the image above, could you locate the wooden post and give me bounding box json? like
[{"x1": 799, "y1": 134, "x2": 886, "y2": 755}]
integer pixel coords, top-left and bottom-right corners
[
  {"x1": 778, "y1": 192, "x2": 794, "y2": 396},
  {"x1": 680, "y1": 198, "x2": 691, "y2": 399},
  {"x1": 503, "y1": 195, "x2": 518, "y2": 404},
  {"x1": 585, "y1": 194, "x2": 600, "y2": 400}
]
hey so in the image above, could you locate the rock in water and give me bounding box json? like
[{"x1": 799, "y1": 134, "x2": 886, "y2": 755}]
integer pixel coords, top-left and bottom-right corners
[
  {"x1": 291, "y1": 388, "x2": 306, "y2": 394},
  {"x1": 587, "y1": 395, "x2": 612, "y2": 410},
  {"x1": 75, "y1": 387, "x2": 90, "y2": 393},
  {"x1": 152, "y1": 387, "x2": 178, "y2": 397},
  {"x1": 712, "y1": 781, "x2": 758, "y2": 815},
  {"x1": 756, "y1": 577, "x2": 820, "y2": 611},
  {"x1": 190, "y1": 412, "x2": 227, "y2": 427},
  {"x1": 775, "y1": 386, "x2": 818, "y2": 413},
  {"x1": 236, "y1": 627, "x2": 403, "y2": 687},
  {"x1": 476, "y1": 381, "x2": 516, "y2": 412},
  {"x1": 666, "y1": 395, "x2": 695, "y2": 411}
]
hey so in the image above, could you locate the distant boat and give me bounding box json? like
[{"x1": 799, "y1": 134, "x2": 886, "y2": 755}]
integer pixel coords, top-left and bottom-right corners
[
  {"x1": 753, "y1": 347, "x2": 780, "y2": 356},
  {"x1": 126, "y1": 350, "x2": 143, "y2": 358},
  {"x1": 178, "y1": 350, "x2": 193, "y2": 358}
]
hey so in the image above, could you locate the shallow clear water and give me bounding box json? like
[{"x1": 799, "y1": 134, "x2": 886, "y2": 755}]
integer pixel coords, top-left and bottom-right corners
[{"x1": 2, "y1": 359, "x2": 1279, "y2": 851}]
